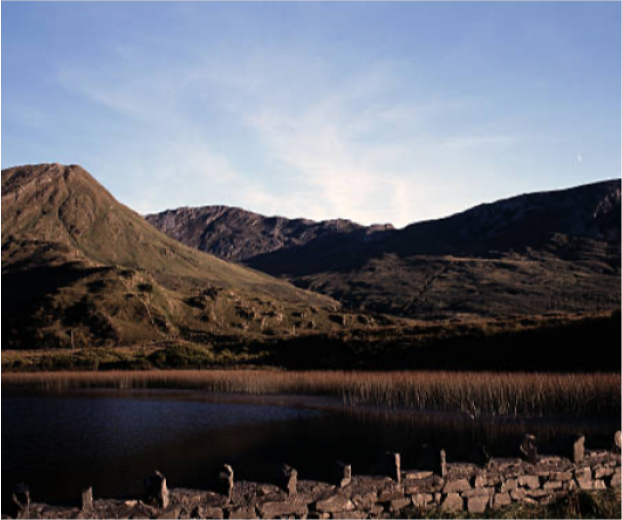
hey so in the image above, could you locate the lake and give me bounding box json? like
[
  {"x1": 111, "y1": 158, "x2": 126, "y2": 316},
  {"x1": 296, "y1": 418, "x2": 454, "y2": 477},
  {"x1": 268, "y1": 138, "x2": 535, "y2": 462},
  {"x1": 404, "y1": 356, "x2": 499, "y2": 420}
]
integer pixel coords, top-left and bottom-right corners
[{"x1": 2, "y1": 389, "x2": 618, "y2": 507}]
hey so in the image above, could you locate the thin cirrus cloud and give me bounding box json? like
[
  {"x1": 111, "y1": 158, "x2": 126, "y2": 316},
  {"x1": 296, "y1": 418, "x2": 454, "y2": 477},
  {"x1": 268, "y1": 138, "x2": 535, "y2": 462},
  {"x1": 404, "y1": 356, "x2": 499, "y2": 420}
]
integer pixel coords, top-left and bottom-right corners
[
  {"x1": 3, "y1": 2, "x2": 619, "y2": 227},
  {"x1": 54, "y1": 50, "x2": 484, "y2": 227}
]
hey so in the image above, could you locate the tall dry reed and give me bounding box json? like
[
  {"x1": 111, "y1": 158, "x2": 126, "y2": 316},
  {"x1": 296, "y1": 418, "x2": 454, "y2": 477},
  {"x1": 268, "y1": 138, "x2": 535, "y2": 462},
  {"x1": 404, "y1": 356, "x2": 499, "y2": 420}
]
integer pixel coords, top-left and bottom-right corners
[{"x1": 2, "y1": 370, "x2": 619, "y2": 417}]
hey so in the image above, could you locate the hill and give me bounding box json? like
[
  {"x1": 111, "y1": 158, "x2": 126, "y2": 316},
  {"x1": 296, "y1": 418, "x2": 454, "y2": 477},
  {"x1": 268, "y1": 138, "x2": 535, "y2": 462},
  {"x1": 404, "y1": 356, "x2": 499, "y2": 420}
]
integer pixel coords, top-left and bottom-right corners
[
  {"x1": 148, "y1": 180, "x2": 621, "y2": 319},
  {"x1": 1, "y1": 164, "x2": 359, "y2": 349}
]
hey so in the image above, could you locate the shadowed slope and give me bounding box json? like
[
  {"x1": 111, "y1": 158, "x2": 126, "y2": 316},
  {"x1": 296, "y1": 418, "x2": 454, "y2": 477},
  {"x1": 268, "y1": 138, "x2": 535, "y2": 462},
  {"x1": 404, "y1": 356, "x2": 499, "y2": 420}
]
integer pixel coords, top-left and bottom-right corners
[{"x1": 149, "y1": 179, "x2": 621, "y2": 319}]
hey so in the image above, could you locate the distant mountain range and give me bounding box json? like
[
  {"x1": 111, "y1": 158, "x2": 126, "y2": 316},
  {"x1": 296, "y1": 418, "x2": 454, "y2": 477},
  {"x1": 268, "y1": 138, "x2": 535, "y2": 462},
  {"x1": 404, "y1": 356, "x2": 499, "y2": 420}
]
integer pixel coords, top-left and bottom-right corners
[
  {"x1": 1, "y1": 164, "x2": 361, "y2": 349},
  {"x1": 148, "y1": 179, "x2": 621, "y2": 319}
]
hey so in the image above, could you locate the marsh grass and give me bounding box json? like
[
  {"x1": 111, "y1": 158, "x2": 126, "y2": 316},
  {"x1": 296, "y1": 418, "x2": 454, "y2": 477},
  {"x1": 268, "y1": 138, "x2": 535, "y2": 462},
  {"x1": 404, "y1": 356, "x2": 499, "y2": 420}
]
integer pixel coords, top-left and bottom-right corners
[{"x1": 3, "y1": 370, "x2": 619, "y2": 417}]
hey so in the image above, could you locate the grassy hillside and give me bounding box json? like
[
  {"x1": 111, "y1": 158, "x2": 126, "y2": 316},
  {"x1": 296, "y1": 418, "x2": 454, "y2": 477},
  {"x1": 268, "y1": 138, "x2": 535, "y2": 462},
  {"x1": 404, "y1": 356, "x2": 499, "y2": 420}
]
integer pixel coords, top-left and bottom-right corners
[{"x1": 1, "y1": 164, "x2": 367, "y2": 349}]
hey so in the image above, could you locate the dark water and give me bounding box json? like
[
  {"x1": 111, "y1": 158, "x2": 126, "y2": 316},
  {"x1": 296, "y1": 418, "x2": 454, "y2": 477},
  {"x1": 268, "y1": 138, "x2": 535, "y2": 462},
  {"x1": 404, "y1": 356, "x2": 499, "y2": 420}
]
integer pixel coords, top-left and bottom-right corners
[{"x1": 2, "y1": 390, "x2": 618, "y2": 508}]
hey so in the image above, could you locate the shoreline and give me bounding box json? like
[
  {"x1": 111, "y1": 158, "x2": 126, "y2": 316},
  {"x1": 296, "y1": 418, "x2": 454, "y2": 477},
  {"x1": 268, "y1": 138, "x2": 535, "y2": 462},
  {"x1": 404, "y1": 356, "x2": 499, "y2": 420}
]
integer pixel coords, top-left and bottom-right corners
[{"x1": 7, "y1": 447, "x2": 621, "y2": 519}]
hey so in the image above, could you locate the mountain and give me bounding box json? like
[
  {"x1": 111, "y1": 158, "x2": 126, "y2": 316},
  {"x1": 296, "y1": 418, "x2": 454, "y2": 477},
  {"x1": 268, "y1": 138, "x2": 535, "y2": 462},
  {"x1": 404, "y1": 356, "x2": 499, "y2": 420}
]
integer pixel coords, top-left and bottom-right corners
[
  {"x1": 148, "y1": 180, "x2": 621, "y2": 320},
  {"x1": 1, "y1": 164, "x2": 353, "y2": 349},
  {"x1": 146, "y1": 206, "x2": 393, "y2": 263}
]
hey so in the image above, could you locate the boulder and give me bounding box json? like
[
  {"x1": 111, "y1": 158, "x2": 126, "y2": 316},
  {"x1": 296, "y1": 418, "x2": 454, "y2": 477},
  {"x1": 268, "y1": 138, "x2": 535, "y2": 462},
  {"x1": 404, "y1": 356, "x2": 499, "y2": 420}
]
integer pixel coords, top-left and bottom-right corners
[{"x1": 614, "y1": 431, "x2": 621, "y2": 452}]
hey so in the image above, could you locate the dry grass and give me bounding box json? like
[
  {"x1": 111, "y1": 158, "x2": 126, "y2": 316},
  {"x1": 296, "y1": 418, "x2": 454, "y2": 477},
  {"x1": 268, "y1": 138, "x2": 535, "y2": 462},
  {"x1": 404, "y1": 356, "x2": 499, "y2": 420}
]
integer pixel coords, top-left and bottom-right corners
[{"x1": 3, "y1": 370, "x2": 619, "y2": 417}]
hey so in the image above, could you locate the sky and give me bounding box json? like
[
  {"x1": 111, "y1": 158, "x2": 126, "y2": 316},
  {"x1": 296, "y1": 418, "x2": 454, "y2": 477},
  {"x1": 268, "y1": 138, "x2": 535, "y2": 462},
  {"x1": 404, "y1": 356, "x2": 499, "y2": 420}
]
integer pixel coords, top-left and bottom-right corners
[{"x1": 2, "y1": 2, "x2": 620, "y2": 228}]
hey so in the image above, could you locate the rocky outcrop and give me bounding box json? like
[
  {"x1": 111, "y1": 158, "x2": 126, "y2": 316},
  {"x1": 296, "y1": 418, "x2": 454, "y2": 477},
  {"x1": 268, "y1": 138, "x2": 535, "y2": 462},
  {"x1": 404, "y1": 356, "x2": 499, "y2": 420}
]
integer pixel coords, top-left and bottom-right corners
[
  {"x1": 145, "y1": 206, "x2": 393, "y2": 263},
  {"x1": 14, "y1": 433, "x2": 622, "y2": 519}
]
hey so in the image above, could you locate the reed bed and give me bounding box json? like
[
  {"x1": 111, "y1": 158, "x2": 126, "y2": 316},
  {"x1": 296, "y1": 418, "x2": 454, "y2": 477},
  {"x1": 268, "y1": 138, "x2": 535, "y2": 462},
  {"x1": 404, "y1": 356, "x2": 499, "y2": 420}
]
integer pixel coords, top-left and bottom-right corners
[{"x1": 2, "y1": 370, "x2": 620, "y2": 417}]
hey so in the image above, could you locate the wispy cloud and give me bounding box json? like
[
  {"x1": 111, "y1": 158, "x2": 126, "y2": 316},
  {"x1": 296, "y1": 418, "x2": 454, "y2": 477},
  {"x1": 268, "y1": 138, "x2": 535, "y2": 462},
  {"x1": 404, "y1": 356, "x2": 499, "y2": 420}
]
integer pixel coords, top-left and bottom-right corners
[{"x1": 51, "y1": 37, "x2": 524, "y2": 227}]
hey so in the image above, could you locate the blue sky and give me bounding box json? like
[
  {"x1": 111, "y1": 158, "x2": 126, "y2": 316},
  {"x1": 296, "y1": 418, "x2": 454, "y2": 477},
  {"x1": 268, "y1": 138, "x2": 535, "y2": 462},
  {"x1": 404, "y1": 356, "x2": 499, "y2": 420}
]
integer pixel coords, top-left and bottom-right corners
[{"x1": 2, "y1": 2, "x2": 620, "y2": 227}]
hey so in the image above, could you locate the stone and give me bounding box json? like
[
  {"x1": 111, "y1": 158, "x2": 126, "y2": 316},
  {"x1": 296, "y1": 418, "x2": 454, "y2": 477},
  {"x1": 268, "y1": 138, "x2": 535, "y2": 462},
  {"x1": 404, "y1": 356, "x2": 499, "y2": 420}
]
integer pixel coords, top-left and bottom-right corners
[
  {"x1": 280, "y1": 464, "x2": 298, "y2": 496},
  {"x1": 550, "y1": 471, "x2": 573, "y2": 481},
  {"x1": 608, "y1": 472, "x2": 621, "y2": 488},
  {"x1": 315, "y1": 494, "x2": 354, "y2": 513},
  {"x1": 259, "y1": 500, "x2": 308, "y2": 518},
  {"x1": 510, "y1": 488, "x2": 526, "y2": 501},
  {"x1": 335, "y1": 461, "x2": 352, "y2": 488},
  {"x1": 416, "y1": 447, "x2": 447, "y2": 477},
  {"x1": 351, "y1": 492, "x2": 378, "y2": 510},
  {"x1": 389, "y1": 498, "x2": 411, "y2": 512},
  {"x1": 219, "y1": 465, "x2": 235, "y2": 502},
  {"x1": 573, "y1": 436, "x2": 585, "y2": 463},
  {"x1": 574, "y1": 468, "x2": 591, "y2": 482},
  {"x1": 385, "y1": 453, "x2": 401, "y2": 484},
  {"x1": 195, "y1": 507, "x2": 224, "y2": 519},
  {"x1": 543, "y1": 481, "x2": 563, "y2": 490},
  {"x1": 369, "y1": 505, "x2": 384, "y2": 516},
  {"x1": 337, "y1": 512, "x2": 366, "y2": 519},
  {"x1": 442, "y1": 479, "x2": 471, "y2": 494},
  {"x1": 578, "y1": 479, "x2": 606, "y2": 491},
  {"x1": 377, "y1": 488, "x2": 404, "y2": 503},
  {"x1": 461, "y1": 488, "x2": 494, "y2": 499},
  {"x1": 500, "y1": 479, "x2": 518, "y2": 493},
  {"x1": 229, "y1": 506, "x2": 257, "y2": 519},
  {"x1": 467, "y1": 495, "x2": 489, "y2": 514},
  {"x1": 441, "y1": 493, "x2": 463, "y2": 511},
  {"x1": 157, "y1": 505, "x2": 182, "y2": 520},
  {"x1": 469, "y1": 444, "x2": 493, "y2": 468},
  {"x1": 11, "y1": 484, "x2": 30, "y2": 519},
  {"x1": 493, "y1": 493, "x2": 511, "y2": 509},
  {"x1": 81, "y1": 487, "x2": 93, "y2": 512},
  {"x1": 403, "y1": 471, "x2": 433, "y2": 481},
  {"x1": 519, "y1": 434, "x2": 538, "y2": 465},
  {"x1": 594, "y1": 467, "x2": 614, "y2": 479},
  {"x1": 145, "y1": 471, "x2": 169, "y2": 509},
  {"x1": 614, "y1": 431, "x2": 621, "y2": 452},
  {"x1": 526, "y1": 489, "x2": 553, "y2": 499},
  {"x1": 411, "y1": 493, "x2": 433, "y2": 508},
  {"x1": 472, "y1": 475, "x2": 485, "y2": 488},
  {"x1": 517, "y1": 475, "x2": 540, "y2": 490}
]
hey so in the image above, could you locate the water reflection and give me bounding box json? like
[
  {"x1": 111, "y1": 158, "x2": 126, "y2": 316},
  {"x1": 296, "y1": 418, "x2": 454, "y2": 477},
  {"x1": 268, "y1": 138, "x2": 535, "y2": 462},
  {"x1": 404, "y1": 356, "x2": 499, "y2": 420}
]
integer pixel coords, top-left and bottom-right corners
[{"x1": 2, "y1": 390, "x2": 618, "y2": 506}]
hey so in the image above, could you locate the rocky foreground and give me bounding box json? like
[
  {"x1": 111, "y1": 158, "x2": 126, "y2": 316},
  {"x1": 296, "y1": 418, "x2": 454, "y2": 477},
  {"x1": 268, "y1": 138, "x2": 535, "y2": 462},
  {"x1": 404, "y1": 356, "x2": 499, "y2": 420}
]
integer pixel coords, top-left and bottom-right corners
[{"x1": 8, "y1": 435, "x2": 622, "y2": 520}]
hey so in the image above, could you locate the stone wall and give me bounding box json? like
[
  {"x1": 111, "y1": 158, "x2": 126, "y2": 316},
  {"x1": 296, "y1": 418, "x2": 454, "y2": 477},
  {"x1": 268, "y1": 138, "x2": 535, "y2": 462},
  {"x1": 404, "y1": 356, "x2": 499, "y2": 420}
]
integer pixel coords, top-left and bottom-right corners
[{"x1": 10, "y1": 433, "x2": 622, "y2": 520}]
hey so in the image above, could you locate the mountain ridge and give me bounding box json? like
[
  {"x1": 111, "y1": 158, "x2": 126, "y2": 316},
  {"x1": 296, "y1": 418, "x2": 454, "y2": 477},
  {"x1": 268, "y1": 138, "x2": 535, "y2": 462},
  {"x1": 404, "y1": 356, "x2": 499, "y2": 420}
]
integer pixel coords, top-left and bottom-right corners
[{"x1": 147, "y1": 177, "x2": 621, "y2": 319}]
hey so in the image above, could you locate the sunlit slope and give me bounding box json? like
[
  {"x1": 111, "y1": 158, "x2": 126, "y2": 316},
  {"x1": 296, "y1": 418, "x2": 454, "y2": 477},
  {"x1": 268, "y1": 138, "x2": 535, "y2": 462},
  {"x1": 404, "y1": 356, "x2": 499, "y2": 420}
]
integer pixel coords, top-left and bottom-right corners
[{"x1": 1, "y1": 164, "x2": 341, "y2": 348}]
